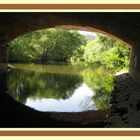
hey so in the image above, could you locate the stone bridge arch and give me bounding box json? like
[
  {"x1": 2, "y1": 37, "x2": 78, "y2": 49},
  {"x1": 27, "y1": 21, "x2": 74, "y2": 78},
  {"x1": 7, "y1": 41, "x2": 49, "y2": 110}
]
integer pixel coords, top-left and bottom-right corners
[{"x1": 0, "y1": 13, "x2": 139, "y2": 84}]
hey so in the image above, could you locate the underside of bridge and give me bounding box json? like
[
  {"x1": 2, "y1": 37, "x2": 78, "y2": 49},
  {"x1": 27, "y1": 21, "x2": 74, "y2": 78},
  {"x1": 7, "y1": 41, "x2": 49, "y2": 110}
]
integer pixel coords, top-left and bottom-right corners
[{"x1": 0, "y1": 13, "x2": 140, "y2": 127}]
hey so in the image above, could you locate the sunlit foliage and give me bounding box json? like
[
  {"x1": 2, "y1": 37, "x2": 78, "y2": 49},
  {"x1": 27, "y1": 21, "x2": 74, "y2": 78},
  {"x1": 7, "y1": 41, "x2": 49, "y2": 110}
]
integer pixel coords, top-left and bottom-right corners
[
  {"x1": 71, "y1": 34, "x2": 130, "y2": 72},
  {"x1": 9, "y1": 28, "x2": 86, "y2": 63}
]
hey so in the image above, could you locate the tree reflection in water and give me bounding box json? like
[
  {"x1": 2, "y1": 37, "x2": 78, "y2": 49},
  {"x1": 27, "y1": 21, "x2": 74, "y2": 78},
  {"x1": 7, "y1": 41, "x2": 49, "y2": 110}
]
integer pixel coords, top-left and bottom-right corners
[{"x1": 7, "y1": 64, "x2": 114, "y2": 112}]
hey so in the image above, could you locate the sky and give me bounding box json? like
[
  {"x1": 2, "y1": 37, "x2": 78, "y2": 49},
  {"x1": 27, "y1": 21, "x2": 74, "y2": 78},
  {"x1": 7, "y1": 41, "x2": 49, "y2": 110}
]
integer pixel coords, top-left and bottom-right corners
[
  {"x1": 78, "y1": 30, "x2": 97, "y2": 41},
  {"x1": 78, "y1": 30, "x2": 97, "y2": 37}
]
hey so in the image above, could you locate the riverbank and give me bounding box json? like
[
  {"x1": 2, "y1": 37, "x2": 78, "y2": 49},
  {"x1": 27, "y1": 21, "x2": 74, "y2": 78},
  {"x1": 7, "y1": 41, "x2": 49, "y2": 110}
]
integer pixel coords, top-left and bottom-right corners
[
  {"x1": 9, "y1": 61, "x2": 68, "y2": 65},
  {"x1": 106, "y1": 73, "x2": 140, "y2": 127}
]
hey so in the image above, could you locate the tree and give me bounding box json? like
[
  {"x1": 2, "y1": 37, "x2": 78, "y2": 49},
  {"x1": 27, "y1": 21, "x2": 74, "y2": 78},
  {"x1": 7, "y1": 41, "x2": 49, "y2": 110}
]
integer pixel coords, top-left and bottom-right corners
[
  {"x1": 9, "y1": 28, "x2": 86, "y2": 63},
  {"x1": 70, "y1": 33, "x2": 130, "y2": 71},
  {"x1": 97, "y1": 33, "x2": 116, "y2": 49}
]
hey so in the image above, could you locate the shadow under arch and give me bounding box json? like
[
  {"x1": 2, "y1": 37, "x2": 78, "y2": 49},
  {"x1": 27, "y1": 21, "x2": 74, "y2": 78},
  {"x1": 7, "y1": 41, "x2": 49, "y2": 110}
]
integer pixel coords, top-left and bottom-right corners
[{"x1": 0, "y1": 13, "x2": 133, "y2": 48}]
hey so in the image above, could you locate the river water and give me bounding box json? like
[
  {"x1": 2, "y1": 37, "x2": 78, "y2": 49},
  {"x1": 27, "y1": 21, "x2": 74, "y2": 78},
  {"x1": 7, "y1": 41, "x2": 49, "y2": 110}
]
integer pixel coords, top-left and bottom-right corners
[{"x1": 7, "y1": 63, "x2": 114, "y2": 112}]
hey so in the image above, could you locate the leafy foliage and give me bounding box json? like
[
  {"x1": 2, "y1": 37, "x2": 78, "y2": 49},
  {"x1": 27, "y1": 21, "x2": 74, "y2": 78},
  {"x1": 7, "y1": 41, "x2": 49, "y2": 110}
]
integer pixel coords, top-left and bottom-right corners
[
  {"x1": 9, "y1": 28, "x2": 86, "y2": 63},
  {"x1": 71, "y1": 34, "x2": 130, "y2": 71}
]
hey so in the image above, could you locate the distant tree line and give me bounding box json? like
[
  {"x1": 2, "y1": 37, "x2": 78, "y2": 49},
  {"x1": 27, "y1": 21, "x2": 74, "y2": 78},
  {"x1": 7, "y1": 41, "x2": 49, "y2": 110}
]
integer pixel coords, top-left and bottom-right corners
[
  {"x1": 9, "y1": 28, "x2": 86, "y2": 63},
  {"x1": 9, "y1": 28, "x2": 130, "y2": 71}
]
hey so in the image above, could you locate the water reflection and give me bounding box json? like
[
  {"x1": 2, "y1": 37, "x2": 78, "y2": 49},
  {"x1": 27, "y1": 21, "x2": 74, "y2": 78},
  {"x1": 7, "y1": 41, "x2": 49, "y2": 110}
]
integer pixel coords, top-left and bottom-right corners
[
  {"x1": 7, "y1": 63, "x2": 114, "y2": 112},
  {"x1": 26, "y1": 84, "x2": 95, "y2": 112}
]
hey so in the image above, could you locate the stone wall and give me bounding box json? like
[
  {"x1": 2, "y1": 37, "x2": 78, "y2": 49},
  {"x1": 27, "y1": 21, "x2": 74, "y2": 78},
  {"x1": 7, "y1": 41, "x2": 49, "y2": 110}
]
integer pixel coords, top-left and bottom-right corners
[{"x1": 106, "y1": 73, "x2": 140, "y2": 127}]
